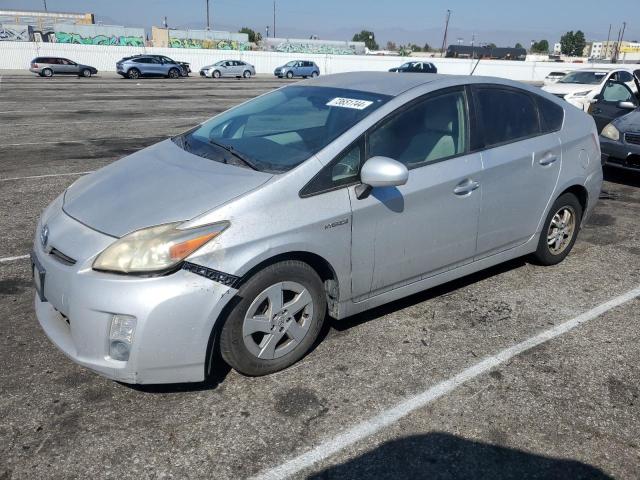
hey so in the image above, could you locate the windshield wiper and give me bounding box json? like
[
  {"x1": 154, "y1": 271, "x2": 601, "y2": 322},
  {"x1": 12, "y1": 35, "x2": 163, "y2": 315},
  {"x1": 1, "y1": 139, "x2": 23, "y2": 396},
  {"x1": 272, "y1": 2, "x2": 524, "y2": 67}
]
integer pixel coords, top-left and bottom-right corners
[{"x1": 209, "y1": 140, "x2": 259, "y2": 170}]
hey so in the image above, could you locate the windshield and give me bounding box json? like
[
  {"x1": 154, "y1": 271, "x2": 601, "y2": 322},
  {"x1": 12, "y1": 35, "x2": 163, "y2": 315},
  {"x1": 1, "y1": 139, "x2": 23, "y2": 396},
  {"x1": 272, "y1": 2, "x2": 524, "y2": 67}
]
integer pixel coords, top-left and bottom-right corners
[
  {"x1": 284, "y1": 61, "x2": 297, "y2": 67},
  {"x1": 173, "y1": 86, "x2": 390, "y2": 173},
  {"x1": 400, "y1": 62, "x2": 412, "y2": 68},
  {"x1": 214, "y1": 60, "x2": 225, "y2": 66},
  {"x1": 558, "y1": 71, "x2": 607, "y2": 85}
]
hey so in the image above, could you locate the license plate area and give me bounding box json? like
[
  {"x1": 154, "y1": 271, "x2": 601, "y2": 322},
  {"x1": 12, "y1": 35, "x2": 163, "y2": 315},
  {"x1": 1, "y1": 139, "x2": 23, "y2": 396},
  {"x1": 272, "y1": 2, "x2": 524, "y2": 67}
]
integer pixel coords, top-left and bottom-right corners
[{"x1": 31, "y1": 252, "x2": 46, "y2": 302}]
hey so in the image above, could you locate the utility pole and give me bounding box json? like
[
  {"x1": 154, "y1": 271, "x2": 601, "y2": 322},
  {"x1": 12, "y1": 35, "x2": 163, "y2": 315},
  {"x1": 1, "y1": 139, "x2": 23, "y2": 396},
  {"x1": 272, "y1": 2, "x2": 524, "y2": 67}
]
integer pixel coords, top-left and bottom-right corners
[
  {"x1": 206, "y1": 0, "x2": 211, "y2": 30},
  {"x1": 43, "y1": 0, "x2": 47, "y2": 11},
  {"x1": 605, "y1": 23, "x2": 611, "y2": 59},
  {"x1": 273, "y1": 1, "x2": 276, "y2": 38},
  {"x1": 618, "y1": 21, "x2": 627, "y2": 63},
  {"x1": 440, "y1": 9, "x2": 451, "y2": 57},
  {"x1": 266, "y1": 25, "x2": 269, "y2": 38},
  {"x1": 613, "y1": 25, "x2": 622, "y2": 63}
]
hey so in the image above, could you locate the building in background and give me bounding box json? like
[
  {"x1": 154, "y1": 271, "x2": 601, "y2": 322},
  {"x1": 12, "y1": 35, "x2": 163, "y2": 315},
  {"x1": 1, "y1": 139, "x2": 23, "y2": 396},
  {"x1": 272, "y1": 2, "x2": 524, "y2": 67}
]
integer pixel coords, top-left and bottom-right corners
[
  {"x1": 152, "y1": 27, "x2": 250, "y2": 50},
  {"x1": 589, "y1": 40, "x2": 640, "y2": 61},
  {"x1": 261, "y1": 37, "x2": 366, "y2": 55},
  {"x1": 0, "y1": 9, "x2": 93, "y2": 42},
  {"x1": 446, "y1": 45, "x2": 527, "y2": 60}
]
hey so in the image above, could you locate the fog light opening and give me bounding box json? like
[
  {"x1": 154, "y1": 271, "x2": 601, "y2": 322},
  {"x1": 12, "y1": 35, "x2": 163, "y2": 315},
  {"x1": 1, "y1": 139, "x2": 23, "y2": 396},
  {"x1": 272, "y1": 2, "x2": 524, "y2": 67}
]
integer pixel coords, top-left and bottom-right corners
[{"x1": 109, "y1": 314, "x2": 137, "y2": 361}]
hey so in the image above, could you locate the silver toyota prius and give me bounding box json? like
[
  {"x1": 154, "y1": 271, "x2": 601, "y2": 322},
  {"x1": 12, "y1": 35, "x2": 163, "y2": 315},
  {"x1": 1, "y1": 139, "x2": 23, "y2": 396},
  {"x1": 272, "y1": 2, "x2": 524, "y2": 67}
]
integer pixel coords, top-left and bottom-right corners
[{"x1": 32, "y1": 72, "x2": 602, "y2": 383}]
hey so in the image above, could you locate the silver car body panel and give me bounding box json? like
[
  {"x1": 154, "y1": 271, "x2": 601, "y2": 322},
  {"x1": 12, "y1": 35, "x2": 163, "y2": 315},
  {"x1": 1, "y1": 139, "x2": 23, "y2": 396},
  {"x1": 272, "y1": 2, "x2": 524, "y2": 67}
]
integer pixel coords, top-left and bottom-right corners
[{"x1": 34, "y1": 72, "x2": 602, "y2": 383}]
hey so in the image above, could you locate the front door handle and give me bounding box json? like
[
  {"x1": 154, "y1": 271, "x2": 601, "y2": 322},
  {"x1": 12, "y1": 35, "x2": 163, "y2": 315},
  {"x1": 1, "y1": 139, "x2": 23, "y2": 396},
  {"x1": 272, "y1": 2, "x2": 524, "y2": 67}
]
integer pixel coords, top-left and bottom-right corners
[
  {"x1": 538, "y1": 153, "x2": 558, "y2": 166},
  {"x1": 453, "y1": 179, "x2": 480, "y2": 195}
]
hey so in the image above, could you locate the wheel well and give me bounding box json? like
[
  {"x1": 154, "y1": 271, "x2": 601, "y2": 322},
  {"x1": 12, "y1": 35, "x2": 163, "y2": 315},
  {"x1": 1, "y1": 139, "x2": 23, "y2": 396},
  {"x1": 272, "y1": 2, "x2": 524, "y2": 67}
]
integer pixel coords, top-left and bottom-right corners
[
  {"x1": 559, "y1": 185, "x2": 588, "y2": 213},
  {"x1": 238, "y1": 252, "x2": 340, "y2": 317}
]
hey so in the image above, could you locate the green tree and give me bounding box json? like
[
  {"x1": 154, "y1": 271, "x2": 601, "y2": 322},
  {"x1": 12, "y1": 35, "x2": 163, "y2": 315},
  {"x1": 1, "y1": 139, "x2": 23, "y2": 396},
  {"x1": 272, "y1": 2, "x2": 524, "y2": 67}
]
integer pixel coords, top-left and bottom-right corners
[
  {"x1": 560, "y1": 31, "x2": 586, "y2": 56},
  {"x1": 409, "y1": 43, "x2": 422, "y2": 52},
  {"x1": 487, "y1": 42, "x2": 497, "y2": 49},
  {"x1": 423, "y1": 42, "x2": 432, "y2": 52},
  {"x1": 239, "y1": 27, "x2": 262, "y2": 43},
  {"x1": 385, "y1": 41, "x2": 397, "y2": 51},
  {"x1": 515, "y1": 42, "x2": 523, "y2": 49},
  {"x1": 531, "y1": 39, "x2": 549, "y2": 53},
  {"x1": 352, "y1": 30, "x2": 379, "y2": 50}
]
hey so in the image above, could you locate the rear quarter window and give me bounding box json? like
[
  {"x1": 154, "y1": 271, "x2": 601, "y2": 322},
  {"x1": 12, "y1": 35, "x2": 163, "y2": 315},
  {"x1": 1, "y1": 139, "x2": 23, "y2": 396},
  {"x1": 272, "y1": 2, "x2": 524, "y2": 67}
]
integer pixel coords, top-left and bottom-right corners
[{"x1": 536, "y1": 96, "x2": 564, "y2": 133}]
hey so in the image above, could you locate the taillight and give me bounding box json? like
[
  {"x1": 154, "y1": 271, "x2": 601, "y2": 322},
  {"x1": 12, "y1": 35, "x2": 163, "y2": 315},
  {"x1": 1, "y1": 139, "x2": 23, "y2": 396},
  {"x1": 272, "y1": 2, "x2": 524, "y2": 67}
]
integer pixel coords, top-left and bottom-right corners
[{"x1": 32, "y1": 63, "x2": 38, "y2": 68}]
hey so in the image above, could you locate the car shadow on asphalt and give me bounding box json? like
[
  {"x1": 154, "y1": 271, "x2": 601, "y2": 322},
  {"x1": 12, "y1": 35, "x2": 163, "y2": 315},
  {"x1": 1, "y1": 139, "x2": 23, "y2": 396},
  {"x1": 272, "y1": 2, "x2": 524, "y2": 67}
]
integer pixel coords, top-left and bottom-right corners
[
  {"x1": 306, "y1": 432, "x2": 612, "y2": 480},
  {"x1": 327, "y1": 257, "x2": 527, "y2": 335},
  {"x1": 603, "y1": 166, "x2": 640, "y2": 188}
]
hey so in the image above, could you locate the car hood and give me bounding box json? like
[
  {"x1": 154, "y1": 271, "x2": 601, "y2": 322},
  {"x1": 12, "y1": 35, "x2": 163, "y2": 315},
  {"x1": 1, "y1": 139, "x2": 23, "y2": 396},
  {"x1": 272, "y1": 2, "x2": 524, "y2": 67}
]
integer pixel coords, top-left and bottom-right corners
[
  {"x1": 63, "y1": 139, "x2": 272, "y2": 237},
  {"x1": 613, "y1": 108, "x2": 640, "y2": 131},
  {"x1": 542, "y1": 83, "x2": 599, "y2": 95}
]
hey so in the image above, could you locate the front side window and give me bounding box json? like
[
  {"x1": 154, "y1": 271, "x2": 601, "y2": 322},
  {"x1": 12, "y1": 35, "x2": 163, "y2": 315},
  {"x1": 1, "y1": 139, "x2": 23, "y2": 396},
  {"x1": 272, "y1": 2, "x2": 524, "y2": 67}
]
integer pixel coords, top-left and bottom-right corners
[
  {"x1": 368, "y1": 89, "x2": 468, "y2": 168},
  {"x1": 612, "y1": 71, "x2": 633, "y2": 83},
  {"x1": 475, "y1": 87, "x2": 539, "y2": 147},
  {"x1": 602, "y1": 82, "x2": 635, "y2": 103},
  {"x1": 173, "y1": 86, "x2": 390, "y2": 173}
]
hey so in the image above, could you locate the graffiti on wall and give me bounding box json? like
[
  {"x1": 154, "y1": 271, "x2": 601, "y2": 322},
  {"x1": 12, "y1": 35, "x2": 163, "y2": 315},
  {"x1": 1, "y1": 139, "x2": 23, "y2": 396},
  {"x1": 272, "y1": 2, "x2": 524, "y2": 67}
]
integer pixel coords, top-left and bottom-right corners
[
  {"x1": 0, "y1": 24, "x2": 29, "y2": 41},
  {"x1": 54, "y1": 31, "x2": 144, "y2": 47},
  {"x1": 169, "y1": 37, "x2": 250, "y2": 50},
  {"x1": 273, "y1": 42, "x2": 357, "y2": 55}
]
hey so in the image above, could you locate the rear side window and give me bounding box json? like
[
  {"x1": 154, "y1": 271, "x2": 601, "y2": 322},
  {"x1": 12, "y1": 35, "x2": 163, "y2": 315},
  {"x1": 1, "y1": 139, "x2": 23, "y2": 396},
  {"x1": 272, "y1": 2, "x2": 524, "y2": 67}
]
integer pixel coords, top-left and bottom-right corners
[
  {"x1": 536, "y1": 96, "x2": 564, "y2": 133},
  {"x1": 613, "y1": 71, "x2": 633, "y2": 83},
  {"x1": 474, "y1": 87, "x2": 540, "y2": 147}
]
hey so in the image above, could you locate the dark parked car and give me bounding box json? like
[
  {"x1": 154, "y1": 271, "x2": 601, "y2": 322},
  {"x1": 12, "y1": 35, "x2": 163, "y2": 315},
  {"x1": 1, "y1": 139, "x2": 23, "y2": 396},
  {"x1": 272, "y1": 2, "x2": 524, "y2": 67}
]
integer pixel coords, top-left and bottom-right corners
[
  {"x1": 116, "y1": 55, "x2": 189, "y2": 79},
  {"x1": 389, "y1": 61, "x2": 437, "y2": 74},
  {"x1": 29, "y1": 57, "x2": 98, "y2": 77},
  {"x1": 599, "y1": 107, "x2": 640, "y2": 172},
  {"x1": 588, "y1": 70, "x2": 640, "y2": 132}
]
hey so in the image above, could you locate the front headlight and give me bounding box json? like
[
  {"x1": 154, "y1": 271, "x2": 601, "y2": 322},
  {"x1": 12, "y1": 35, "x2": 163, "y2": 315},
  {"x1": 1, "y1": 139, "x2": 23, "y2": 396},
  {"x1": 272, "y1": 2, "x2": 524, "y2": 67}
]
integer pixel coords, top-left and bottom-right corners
[
  {"x1": 571, "y1": 90, "x2": 592, "y2": 97},
  {"x1": 601, "y1": 123, "x2": 620, "y2": 142},
  {"x1": 93, "y1": 221, "x2": 229, "y2": 274}
]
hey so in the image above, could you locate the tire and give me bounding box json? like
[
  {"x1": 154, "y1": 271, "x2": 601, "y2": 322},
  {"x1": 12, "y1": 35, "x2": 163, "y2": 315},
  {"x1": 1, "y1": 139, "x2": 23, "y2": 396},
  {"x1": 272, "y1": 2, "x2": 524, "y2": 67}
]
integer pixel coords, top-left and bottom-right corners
[
  {"x1": 42, "y1": 68, "x2": 53, "y2": 77},
  {"x1": 243, "y1": 70, "x2": 251, "y2": 78},
  {"x1": 311, "y1": 71, "x2": 319, "y2": 78},
  {"x1": 286, "y1": 71, "x2": 294, "y2": 79},
  {"x1": 219, "y1": 260, "x2": 327, "y2": 376},
  {"x1": 81, "y1": 68, "x2": 91, "y2": 78},
  {"x1": 212, "y1": 70, "x2": 221, "y2": 79},
  {"x1": 168, "y1": 68, "x2": 180, "y2": 79},
  {"x1": 532, "y1": 193, "x2": 583, "y2": 266},
  {"x1": 127, "y1": 68, "x2": 140, "y2": 79}
]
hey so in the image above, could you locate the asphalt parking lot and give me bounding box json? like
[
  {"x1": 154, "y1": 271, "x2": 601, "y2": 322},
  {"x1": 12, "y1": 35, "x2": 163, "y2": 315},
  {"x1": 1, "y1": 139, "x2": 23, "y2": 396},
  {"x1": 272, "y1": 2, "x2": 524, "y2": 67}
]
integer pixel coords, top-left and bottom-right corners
[{"x1": 1, "y1": 72, "x2": 640, "y2": 480}]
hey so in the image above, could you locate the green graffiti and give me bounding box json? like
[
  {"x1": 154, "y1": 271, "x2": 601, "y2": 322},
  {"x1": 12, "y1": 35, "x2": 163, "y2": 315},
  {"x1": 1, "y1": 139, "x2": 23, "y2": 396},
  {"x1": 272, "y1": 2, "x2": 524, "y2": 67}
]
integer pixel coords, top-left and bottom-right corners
[
  {"x1": 169, "y1": 37, "x2": 250, "y2": 50},
  {"x1": 55, "y1": 32, "x2": 144, "y2": 47},
  {"x1": 274, "y1": 42, "x2": 357, "y2": 55}
]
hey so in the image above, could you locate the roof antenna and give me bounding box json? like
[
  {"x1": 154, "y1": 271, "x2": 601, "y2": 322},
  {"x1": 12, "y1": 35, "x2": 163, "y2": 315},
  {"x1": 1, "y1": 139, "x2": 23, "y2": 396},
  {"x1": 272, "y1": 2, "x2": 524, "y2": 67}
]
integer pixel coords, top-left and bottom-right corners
[{"x1": 470, "y1": 56, "x2": 481, "y2": 75}]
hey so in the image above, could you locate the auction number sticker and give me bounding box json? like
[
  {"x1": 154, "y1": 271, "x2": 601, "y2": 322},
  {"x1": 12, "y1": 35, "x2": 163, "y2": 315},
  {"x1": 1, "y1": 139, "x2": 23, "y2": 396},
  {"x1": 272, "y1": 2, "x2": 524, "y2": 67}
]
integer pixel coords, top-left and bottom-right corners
[{"x1": 327, "y1": 97, "x2": 374, "y2": 110}]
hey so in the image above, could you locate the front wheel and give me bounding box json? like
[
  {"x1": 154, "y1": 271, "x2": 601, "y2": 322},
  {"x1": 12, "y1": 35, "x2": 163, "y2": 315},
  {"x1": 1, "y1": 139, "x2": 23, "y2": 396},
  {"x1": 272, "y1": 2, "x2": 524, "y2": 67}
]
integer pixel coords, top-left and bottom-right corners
[
  {"x1": 532, "y1": 193, "x2": 583, "y2": 266},
  {"x1": 127, "y1": 68, "x2": 140, "y2": 79},
  {"x1": 286, "y1": 71, "x2": 294, "y2": 79},
  {"x1": 168, "y1": 68, "x2": 180, "y2": 79},
  {"x1": 212, "y1": 70, "x2": 221, "y2": 79},
  {"x1": 81, "y1": 68, "x2": 92, "y2": 78},
  {"x1": 219, "y1": 261, "x2": 326, "y2": 376},
  {"x1": 243, "y1": 70, "x2": 251, "y2": 78},
  {"x1": 311, "y1": 71, "x2": 319, "y2": 78}
]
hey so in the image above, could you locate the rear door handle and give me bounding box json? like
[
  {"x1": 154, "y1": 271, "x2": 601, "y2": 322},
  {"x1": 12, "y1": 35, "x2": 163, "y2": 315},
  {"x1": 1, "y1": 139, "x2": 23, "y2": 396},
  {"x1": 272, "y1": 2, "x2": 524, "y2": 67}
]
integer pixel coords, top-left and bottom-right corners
[
  {"x1": 453, "y1": 179, "x2": 480, "y2": 195},
  {"x1": 538, "y1": 153, "x2": 558, "y2": 166}
]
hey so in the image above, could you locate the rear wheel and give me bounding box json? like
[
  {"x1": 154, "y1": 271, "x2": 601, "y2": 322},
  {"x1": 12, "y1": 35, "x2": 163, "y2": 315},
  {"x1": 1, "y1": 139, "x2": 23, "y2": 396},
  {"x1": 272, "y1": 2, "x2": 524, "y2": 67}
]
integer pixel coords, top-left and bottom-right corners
[
  {"x1": 212, "y1": 70, "x2": 221, "y2": 79},
  {"x1": 168, "y1": 68, "x2": 180, "y2": 79},
  {"x1": 219, "y1": 261, "x2": 326, "y2": 376},
  {"x1": 81, "y1": 68, "x2": 92, "y2": 78},
  {"x1": 42, "y1": 68, "x2": 53, "y2": 77},
  {"x1": 127, "y1": 68, "x2": 140, "y2": 79},
  {"x1": 532, "y1": 193, "x2": 583, "y2": 266}
]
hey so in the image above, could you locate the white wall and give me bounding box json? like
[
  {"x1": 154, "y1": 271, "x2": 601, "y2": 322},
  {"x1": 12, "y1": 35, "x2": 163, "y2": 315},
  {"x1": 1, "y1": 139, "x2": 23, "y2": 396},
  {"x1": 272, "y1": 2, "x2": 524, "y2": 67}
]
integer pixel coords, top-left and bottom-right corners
[{"x1": 0, "y1": 41, "x2": 624, "y2": 82}]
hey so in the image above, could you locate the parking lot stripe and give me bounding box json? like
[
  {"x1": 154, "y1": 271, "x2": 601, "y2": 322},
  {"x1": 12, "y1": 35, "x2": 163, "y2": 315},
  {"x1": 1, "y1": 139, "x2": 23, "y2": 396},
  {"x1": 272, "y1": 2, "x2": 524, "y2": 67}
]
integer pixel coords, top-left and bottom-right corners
[
  {"x1": 251, "y1": 285, "x2": 640, "y2": 480},
  {"x1": 0, "y1": 171, "x2": 94, "y2": 182},
  {"x1": 0, "y1": 254, "x2": 30, "y2": 264}
]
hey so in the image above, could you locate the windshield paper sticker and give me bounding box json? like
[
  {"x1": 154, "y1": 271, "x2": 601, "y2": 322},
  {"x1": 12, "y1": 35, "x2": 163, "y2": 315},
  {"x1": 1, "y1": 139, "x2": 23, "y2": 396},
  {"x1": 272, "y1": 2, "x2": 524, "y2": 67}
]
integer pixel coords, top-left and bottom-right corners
[{"x1": 327, "y1": 97, "x2": 374, "y2": 110}]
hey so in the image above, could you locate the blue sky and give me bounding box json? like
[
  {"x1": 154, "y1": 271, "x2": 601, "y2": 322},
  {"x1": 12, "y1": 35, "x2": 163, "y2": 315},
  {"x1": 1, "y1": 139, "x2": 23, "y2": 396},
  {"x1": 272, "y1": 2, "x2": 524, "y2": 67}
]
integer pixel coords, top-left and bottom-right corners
[{"x1": 2, "y1": 0, "x2": 638, "y2": 46}]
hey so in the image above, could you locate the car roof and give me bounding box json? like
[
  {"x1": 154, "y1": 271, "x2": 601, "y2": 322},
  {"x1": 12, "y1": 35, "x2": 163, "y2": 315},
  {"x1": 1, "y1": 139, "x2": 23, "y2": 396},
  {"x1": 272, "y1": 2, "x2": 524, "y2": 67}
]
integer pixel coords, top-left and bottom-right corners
[{"x1": 303, "y1": 71, "x2": 466, "y2": 96}]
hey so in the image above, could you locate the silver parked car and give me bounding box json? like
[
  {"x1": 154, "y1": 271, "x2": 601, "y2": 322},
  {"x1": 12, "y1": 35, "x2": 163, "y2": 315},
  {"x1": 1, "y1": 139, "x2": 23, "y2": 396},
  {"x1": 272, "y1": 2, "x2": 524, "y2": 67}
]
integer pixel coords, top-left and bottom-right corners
[
  {"x1": 33, "y1": 72, "x2": 602, "y2": 384},
  {"x1": 200, "y1": 60, "x2": 256, "y2": 79},
  {"x1": 30, "y1": 57, "x2": 98, "y2": 77}
]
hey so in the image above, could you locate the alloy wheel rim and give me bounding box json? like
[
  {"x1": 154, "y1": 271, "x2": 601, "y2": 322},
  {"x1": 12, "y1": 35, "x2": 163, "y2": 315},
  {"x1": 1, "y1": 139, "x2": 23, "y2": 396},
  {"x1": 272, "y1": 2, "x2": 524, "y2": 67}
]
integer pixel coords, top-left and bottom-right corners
[
  {"x1": 242, "y1": 281, "x2": 313, "y2": 360},
  {"x1": 547, "y1": 206, "x2": 576, "y2": 255}
]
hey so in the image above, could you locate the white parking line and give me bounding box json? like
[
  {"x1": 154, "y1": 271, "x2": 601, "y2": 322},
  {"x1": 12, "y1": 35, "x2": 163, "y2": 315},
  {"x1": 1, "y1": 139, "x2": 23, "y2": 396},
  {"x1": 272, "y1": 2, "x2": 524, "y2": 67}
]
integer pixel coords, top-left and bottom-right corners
[
  {"x1": 251, "y1": 285, "x2": 640, "y2": 480},
  {"x1": 0, "y1": 171, "x2": 94, "y2": 182},
  {"x1": 0, "y1": 254, "x2": 30, "y2": 264}
]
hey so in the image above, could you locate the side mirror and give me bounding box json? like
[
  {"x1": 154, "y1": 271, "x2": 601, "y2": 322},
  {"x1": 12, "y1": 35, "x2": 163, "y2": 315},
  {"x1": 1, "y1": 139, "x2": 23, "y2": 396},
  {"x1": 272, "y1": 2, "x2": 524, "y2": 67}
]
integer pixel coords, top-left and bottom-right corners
[
  {"x1": 618, "y1": 101, "x2": 637, "y2": 109},
  {"x1": 356, "y1": 156, "x2": 408, "y2": 200}
]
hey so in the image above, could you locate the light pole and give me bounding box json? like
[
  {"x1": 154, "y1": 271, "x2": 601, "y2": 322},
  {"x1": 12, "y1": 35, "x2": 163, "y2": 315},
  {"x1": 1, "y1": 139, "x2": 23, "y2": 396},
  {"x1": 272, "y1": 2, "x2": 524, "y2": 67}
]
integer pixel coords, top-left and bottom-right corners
[
  {"x1": 43, "y1": 0, "x2": 47, "y2": 11},
  {"x1": 206, "y1": 0, "x2": 211, "y2": 30},
  {"x1": 266, "y1": 25, "x2": 269, "y2": 38},
  {"x1": 273, "y1": 1, "x2": 276, "y2": 38}
]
